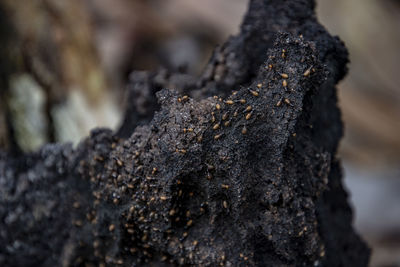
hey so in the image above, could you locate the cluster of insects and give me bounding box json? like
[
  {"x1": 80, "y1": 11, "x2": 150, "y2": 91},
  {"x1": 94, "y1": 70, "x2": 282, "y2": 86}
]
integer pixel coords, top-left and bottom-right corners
[
  {"x1": 207, "y1": 88, "x2": 260, "y2": 141},
  {"x1": 70, "y1": 48, "x2": 317, "y2": 265},
  {"x1": 173, "y1": 56, "x2": 314, "y2": 158}
]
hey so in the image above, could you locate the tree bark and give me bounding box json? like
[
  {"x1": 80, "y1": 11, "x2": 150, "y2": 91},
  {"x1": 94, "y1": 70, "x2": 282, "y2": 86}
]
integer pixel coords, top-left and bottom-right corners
[{"x1": 0, "y1": 0, "x2": 369, "y2": 266}]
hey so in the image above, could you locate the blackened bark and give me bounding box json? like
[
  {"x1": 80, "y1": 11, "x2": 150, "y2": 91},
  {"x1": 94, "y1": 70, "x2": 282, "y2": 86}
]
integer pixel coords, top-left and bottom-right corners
[{"x1": 0, "y1": 0, "x2": 369, "y2": 266}]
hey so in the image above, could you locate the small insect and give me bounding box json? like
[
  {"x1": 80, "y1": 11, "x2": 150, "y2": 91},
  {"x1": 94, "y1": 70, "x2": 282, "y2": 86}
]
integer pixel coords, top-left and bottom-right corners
[
  {"x1": 303, "y1": 68, "x2": 311, "y2": 77},
  {"x1": 256, "y1": 83, "x2": 262, "y2": 89},
  {"x1": 225, "y1": 100, "x2": 234, "y2": 105},
  {"x1": 192, "y1": 240, "x2": 198, "y2": 246},
  {"x1": 245, "y1": 113, "x2": 252, "y2": 120},
  {"x1": 222, "y1": 112, "x2": 228, "y2": 120},
  {"x1": 224, "y1": 121, "x2": 230, "y2": 127},
  {"x1": 207, "y1": 164, "x2": 215, "y2": 171},
  {"x1": 182, "y1": 95, "x2": 189, "y2": 101},
  {"x1": 241, "y1": 126, "x2": 247, "y2": 134},
  {"x1": 187, "y1": 220, "x2": 193, "y2": 226},
  {"x1": 94, "y1": 155, "x2": 104, "y2": 162},
  {"x1": 223, "y1": 201, "x2": 228, "y2": 209},
  {"x1": 233, "y1": 110, "x2": 238, "y2": 117},
  {"x1": 213, "y1": 123, "x2": 220, "y2": 130},
  {"x1": 109, "y1": 224, "x2": 115, "y2": 232},
  {"x1": 284, "y1": 98, "x2": 291, "y2": 105},
  {"x1": 239, "y1": 99, "x2": 246, "y2": 104},
  {"x1": 116, "y1": 159, "x2": 123, "y2": 167},
  {"x1": 152, "y1": 167, "x2": 157, "y2": 175},
  {"x1": 282, "y1": 80, "x2": 288, "y2": 87},
  {"x1": 281, "y1": 73, "x2": 289, "y2": 79},
  {"x1": 93, "y1": 240, "x2": 100, "y2": 249},
  {"x1": 178, "y1": 97, "x2": 182, "y2": 103},
  {"x1": 121, "y1": 186, "x2": 127, "y2": 193},
  {"x1": 245, "y1": 105, "x2": 252, "y2": 112},
  {"x1": 141, "y1": 234, "x2": 148, "y2": 242},
  {"x1": 221, "y1": 184, "x2": 229, "y2": 189},
  {"x1": 214, "y1": 134, "x2": 223, "y2": 140},
  {"x1": 250, "y1": 90, "x2": 259, "y2": 97},
  {"x1": 216, "y1": 104, "x2": 221, "y2": 110},
  {"x1": 276, "y1": 99, "x2": 282, "y2": 107},
  {"x1": 160, "y1": 196, "x2": 167, "y2": 201}
]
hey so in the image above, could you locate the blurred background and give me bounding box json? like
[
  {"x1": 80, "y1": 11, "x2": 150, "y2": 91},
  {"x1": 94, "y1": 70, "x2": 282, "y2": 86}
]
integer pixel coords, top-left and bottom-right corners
[{"x1": 0, "y1": 0, "x2": 399, "y2": 266}]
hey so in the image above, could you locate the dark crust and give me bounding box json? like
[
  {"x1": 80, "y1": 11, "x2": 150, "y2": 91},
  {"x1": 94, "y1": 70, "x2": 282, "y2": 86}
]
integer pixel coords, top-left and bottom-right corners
[{"x1": 0, "y1": 1, "x2": 369, "y2": 266}]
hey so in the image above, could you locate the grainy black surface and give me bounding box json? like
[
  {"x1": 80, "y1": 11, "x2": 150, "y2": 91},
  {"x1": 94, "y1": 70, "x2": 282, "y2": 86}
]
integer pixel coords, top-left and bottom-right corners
[{"x1": 0, "y1": 0, "x2": 369, "y2": 266}]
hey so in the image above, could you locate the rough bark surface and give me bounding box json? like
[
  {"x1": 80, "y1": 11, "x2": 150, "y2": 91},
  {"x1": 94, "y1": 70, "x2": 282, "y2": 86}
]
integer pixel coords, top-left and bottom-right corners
[{"x1": 0, "y1": 0, "x2": 369, "y2": 266}]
